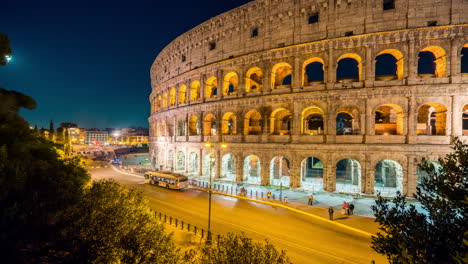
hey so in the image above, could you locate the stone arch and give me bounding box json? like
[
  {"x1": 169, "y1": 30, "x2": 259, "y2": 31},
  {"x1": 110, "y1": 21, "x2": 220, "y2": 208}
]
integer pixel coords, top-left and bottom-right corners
[
  {"x1": 176, "y1": 151, "x2": 185, "y2": 171},
  {"x1": 222, "y1": 112, "x2": 237, "y2": 135},
  {"x1": 416, "y1": 161, "x2": 441, "y2": 185},
  {"x1": 203, "y1": 113, "x2": 217, "y2": 136},
  {"x1": 179, "y1": 84, "x2": 187, "y2": 104},
  {"x1": 374, "y1": 159, "x2": 403, "y2": 196},
  {"x1": 162, "y1": 92, "x2": 168, "y2": 108},
  {"x1": 188, "y1": 152, "x2": 199, "y2": 175},
  {"x1": 462, "y1": 104, "x2": 468, "y2": 135},
  {"x1": 243, "y1": 155, "x2": 261, "y2": 184},
  {"x1": 245, "y1": 67, "x2": 263, "y2": 92},
  {"x1": 375, "y1": 49, "x2": 404, "y2": 80},
  {"x1": 205, "y1": 76, "x2": 218, "y2": 98},
  {"x1": 202, "y1": 153, "x2": 215, "y2": 177},
  {"x1": 303, "y1": 57, "x2": 325, "y2": 85},
  {"x1": 189, "y1": 115, "x2": 200, "y2": 135},
  {"x1": 335, "y1": 159, "x2": 361, "y2": 193},
  {"x1": 336, "y1": 106, "x2": 360, "y2": 135},
  {"x1": 169, "y1": 87, "x2": 176, "y2": 106},
  {"x1": 244, "y1": 110, "x2": 262, "y2": 135},
  {"x1": 301, "y1": 106, "x2": 325, "y2": 135},
  {"x1": 461, "y1": 44, "x2": 468, "y2": 76},
  {"x1": 271, "y1": 62, "x2": 293, "y2": 89},
  {"x1": 418, "y1": 46, "x2": 446, "y2": 78},
  {"x1": 336, "y1": 53, "x2": 362, "y2": 81},
  {"x1": 223, "y1": 72, "x2": 238, "y2": 96},
  {"x1": 221, "y1": 153, "x2": 236, "y2": 181},
  {"x1": 301, "y1": 156, "x2": 324, "y2": 191},
  {"x1": 167, "y1": 149, "x2": 174, "y2": 170},
  {"x1": 270, "y1": 156, "x2": 290, "y2": 186},
  {"x1": 157, "y1": 95, "x2": 162, "y2": 110},
  {"x1": 176, "y1": 118, "x2": 186, "y2": 136},
  {"x1": 417, "y1": 103, "x2": 448, "y2": 136},
  {"x1": 374, "y1": 104, "x2": 405, "y2": 135},
  {"x1": 270, "y1": 108, "x2": 292, "y2": 135},
  {"x1": 190, "y1": 81, "x2": 201, "y2": 101}
]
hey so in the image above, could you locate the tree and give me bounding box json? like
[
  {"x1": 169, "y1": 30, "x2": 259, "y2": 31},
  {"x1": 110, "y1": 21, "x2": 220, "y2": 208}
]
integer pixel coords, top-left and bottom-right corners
[
  {"x1": 371, "y1": 138, "x2": 468, "y2": 264},
  {"x1": 49, "y1": 119, "x2": 55, "y2": 141},
  {"x1": 63, "y1": 179, "x2": 181, "y2": 264},
  {"x1": 0, "y1": 33, "x2": 12, "y2": 66},
  {"x1": 183, "y1": 232, "x2": 290, "y2": 264}
]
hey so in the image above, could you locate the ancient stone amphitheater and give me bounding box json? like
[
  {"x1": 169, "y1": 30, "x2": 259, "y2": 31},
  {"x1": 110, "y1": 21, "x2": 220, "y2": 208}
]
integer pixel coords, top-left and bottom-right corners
[{"x1": 149, "y1": 0, "x2": 468, "y2": 197}]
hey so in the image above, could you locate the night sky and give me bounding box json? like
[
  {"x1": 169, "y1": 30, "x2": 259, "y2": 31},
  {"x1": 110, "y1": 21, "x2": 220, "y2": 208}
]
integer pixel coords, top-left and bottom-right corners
[{"x1": 0, "y1": 0, "x2": 251, "y2": 129}]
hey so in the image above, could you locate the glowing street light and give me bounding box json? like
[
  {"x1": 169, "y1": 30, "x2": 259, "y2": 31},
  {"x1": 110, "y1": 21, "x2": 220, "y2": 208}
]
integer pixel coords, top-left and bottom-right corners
[{"x1": 5, "y1": 55, "x2": 11, "y2": 62}]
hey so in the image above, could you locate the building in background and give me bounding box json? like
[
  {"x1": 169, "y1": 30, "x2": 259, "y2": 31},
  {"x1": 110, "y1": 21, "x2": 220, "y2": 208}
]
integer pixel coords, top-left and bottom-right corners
[{"x1": 85, "y1": 130, "x2": 109, "y2": 145}]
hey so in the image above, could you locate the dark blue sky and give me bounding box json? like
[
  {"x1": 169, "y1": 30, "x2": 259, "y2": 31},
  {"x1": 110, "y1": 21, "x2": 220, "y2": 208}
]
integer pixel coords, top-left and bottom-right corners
[{"x1": 0, "y1": 0, "x2": 251, "y2": 129}]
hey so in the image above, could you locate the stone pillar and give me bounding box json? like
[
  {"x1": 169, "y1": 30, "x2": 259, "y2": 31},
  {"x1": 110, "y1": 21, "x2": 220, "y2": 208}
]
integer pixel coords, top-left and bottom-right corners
[
  {"x1": 366, "y1": 102, "x2": 375, "y2": 136},
  {"x1": 407, "y1": 39, "x2": 417, "y2": 81},
  {"x1": 200, "y1": 112, "x2": 205, "y2": 142},
  {"x1": 236, "y1": 154, "x2": 244, "y2": 182},
  {"x1": 184, "y1": 147, "x2": 189, "y2": 174},
  {"x1": 198, "y1": 148, "x2": 203, "y2": 177},
  {"x1": 326, "y1": 46, "x2": 336, "y2": 89},
  {"x1": 363, "y1": 154, "x2": 374, "y2": 195},
  {"x1": 289, "y1": 158, "x2": 301, "y2": 188},
  {"x1": 407, "y1": 96, "x2": 417, "y2": 138},
  {"x1": 200, "y1": 75, "x2": 206, "y2": 102},
  {"x1": 292, "y1": 57, "x2": 301, "y2": 89},
  {"x1": 406, "y1": 155, "x2": 417, "y2": 197},
  {"x1": 364, "y1": 45, "x2": 374, "y2": 86},
  {"x1": 323, "y1": 160, "x2": 335, "y2": 192},
  {"x1": 452, "y1": 95, "x2": 462, "y2": 136},
  {"x1": 217, "y1": 69, "x2": 224, "y2": 99},
  {"x1": 214, "y1": 149, "x2": 221, "y2": 179},
  {"x1": 261, "y1": 155, "x2": 270, "y2": 185},
  {"x1": 262, "y1": 64, "x2": 272, "y2": 92}
]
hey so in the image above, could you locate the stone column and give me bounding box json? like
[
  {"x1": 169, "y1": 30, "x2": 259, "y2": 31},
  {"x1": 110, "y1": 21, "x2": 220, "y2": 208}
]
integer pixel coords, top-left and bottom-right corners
[
  {"x1": 236, "y1": 154, "x2": 244, "y2": 182},
  {"x1": 292, "y1": 57, "x2": 301, "y2": 89},
  {"x1": 323, "y1": 158, "x2": 334, "y2": 192},
  {"x1": 326, "y1": 46, "x2": 336, "y2": 89},
  {"x1": 364, "y1": 45, "x2": 374, "y2": 87},
  {"x1": 260, "y1": 155, "x2": 270, "y2": 186},
  {"x1": 184, "y1": 146, "x2": 189, "y2": 174},
  {"x1": 452, "y1": 95, "x2": 462, "y2": 136},
  {"x1": 200, "y1": 111, "x2": 205, "y2": 142},
  {"x1": 405, "y1": 155, "x2": 417, "y2": 197},
  {"x1": 407, "y1": 38, "x2": 417, "y2": 81},
  {"x1": 214, "y1": 149, "x2": 221, "y2": 179},
  {"x1": 289, "y1": 157, "x2": 301, "y2": 188},
  {"x1": 217, "y1": 69, "x2": 224, "y2": 99},
  {"x1": 198, "y1": 148, "x2": 203, "y2": 177},
  {"x1": 262, "y1": 63, "x2": 272, "y2": 92},
  {"x1": 407, "y1": 96, "x2": 417, "y2": 143},
  {"x1": 200, "y1": 75, "x2": 206, "y2": 102},
  {"x1": 363, "y1": 154, "x2": 374, "y2": 195}
]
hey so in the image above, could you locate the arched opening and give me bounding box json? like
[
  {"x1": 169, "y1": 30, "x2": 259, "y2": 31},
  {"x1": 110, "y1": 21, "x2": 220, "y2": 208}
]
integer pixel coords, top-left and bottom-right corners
[
  {"x1": 375, "y1": 49, "x2": 404, "y2": 80},
  {"x1": 203, "y1": 114, "x2": 217, "y2": 136},
  {"x1": 244, "y1": 110, "x2": 262, "y2": 135},
  {"x1": 337, "y1": 53, "x2": 362, "y2": 82},
  {"x1": 176, "y1": 151, "x2": 185, "y2": 172},
  {"x1": 336, "y1": 107, "x2": 360, "y2": 135},
  {"x1": 243, "y1": 155, "x2": 261, "y2": 184},
  {"x1": 416, "y1": 161, "x2": 441, "y2": 185},
  {"x1": 301, "y1": 157, "x2": 323, "y2": 191},
  {"x1": 374, "y1": 104, "x2": 404, "y2": 135},
  {"x1": 270, "y1": 108, "x2": 292, "y2": 135},
  {"x1": 205, "y1": 77, "x2": 218, "y2": 98},
  {"x1": 188, "y1": 116, "x2": 200, "y2": 136},
  {"x1": 202, "y1": 154, "x2": 215, "y2": 177},
  {"x1": 223, "y1": 72, "x2": 238, "y2": 96},
  {"x1": 418, "y1": 46, "x2": 446, "y2": 78},
  {"x1": 336, "y1": 159, "x2": 361, "y2": 193},
  {"x1": 270, "y1": 156, "x2": 290, "y2": 186},
  {"x1": 301, "y1": 107, "x2": 324, "y2": 135},
  {"x1": 177, "y1": 120, "x2": 186, "y2": 136},
  {"x1": 271, "y1": 63, "x2": 293, "y2": 89},
  {"x1": 188, "y1": 152, "x2": 199, "y2": 175},
  {"x1": 157, "y1": 95, "x2": 162, "y2": 110},
  {"x1": 303, "y1": 58, "x2": 325, "y2": 85},
  {"x1": 167, "y1": 150, "x2": 174, "y2": 171},
  {"x1": 417, "y1": 103, "x2": 448, "y2": 136},
  {"x1": 162, "y1": 92, "x2": 168, "y2": 108},
  {"x1": 221, "y1": 154, "x2": 236, "y2": 181},
  {"x1": 179, "y1": 85, "x2": 187, "y2": 104},
  {"x1": 463, "y1": 105, "x2": 468, "y2": 135},
  {"x1": 169, "y1": 88, "x2": 176, "y2": 106},
  {"x1": 374, "y1": 159, "x2": 403, "y2": 196},
  {"x1": 462, "y1": 44, "x2": 468, "y2": 76},
  {"x1": 245, "y1": 67, "x2": 263, "y2": 92},
  {"x1": 222, "y1": 112, "x2": 237, "y2": 135},
  {"x1": 190, "y1": 81, "x2": 201, "y2": 101}
]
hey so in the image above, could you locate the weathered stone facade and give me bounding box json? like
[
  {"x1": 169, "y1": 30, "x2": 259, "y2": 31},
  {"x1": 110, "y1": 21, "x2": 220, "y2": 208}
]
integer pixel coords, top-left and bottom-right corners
[{"x1": 149, "y1": 0, "x2": 468, "y2": 197}]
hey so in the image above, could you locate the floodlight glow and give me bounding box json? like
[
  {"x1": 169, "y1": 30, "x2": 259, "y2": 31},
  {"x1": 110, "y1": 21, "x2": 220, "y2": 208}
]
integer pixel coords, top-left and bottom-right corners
[{"x1": 5, "y1": 55, "x2": 11, "y2": 62}]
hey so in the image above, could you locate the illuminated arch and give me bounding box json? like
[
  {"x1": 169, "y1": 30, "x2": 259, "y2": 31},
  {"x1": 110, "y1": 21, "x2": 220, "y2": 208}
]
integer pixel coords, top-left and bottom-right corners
[
  {"x1": 157, "y1": 95, "x2": 162, "y2": 110},
  {"x1": 221, "y1": 112, "x2": 237, "y2": 135},
  {"x1": 417, "y1": 102, "x2": 448, "y2": 136},
  {"x1": 336, "y1": 53, "x2": 363, "y2": 81},
  {"x1": 336, "y1": 159, "x2": 361, "y2": 193},
  {"x1": 179, "y1": 84, "x2": 187, "y2": 104},
  {"x1": 271, "y1": 62, "x2": 293, "y2": 89},
  {"x1": 221, "y1": 154, "x2": 236, "y2": 181},
  {"x1": 376, "y1": 49, "x2": 404, "y2": 80},
  {"x1": 374, "y1": 104, "x2": 405, "y2": 135},
  {"x1": 336, "y1": 107, "x2": 360, "y2": 135},
  {"x1": 301, "y1": 157, "x2": 323, "y2": 191},
  {"x1": 461, "y1": 43, "x2": 468, "y2": 76},
  {"x1": 245, "y1": 67, "x2": 263, "y2": 92},
  {"x1": 223, "y1": 72, "x2": 238, "y2": 96},
  {"x1": 244, "y1": 110, "x2": 262, "y2": 135},
  {"x1": 418, "y1": 46, "x2": 447, "y2": 77},
  {"x1": 190, "y1": 81, "x2": 201, "y2": 102},
  {"x1": 203, "y1": 113, "x2": 217, "y2": 136},
  {"x1": 188, "y1": 115, "x2": 200, "y2": 136},
  {"x1": 301, "y1": 106, "x2": 325, "y2": 135},
  {"x1": 205, "y1": 77, "x2": 218, "y2": 99},
  {"x1": 270, "y1": 108, "x2": 292, "y2": 135},
  {"x1": 162, "y1": 92, "x2": 168, "y2": 108},
  {"x1": 374, "y1": 159, "x2": 403, "y2": 196},
  {"x1": 243, "y1": 155, "x2": 261, "y2": 184},
  {"x1": 176, "y1": 151, "x2": 185, "y2": 171},
  {"x1": 169, "y1": 87, "x2": 176, "y2": 106},
  {"x1": 270, "y1": 156, "x2": 290, "y2": 186},
  {"x1": 303, "y1": 57, "x2": 325, "y2": 85}
]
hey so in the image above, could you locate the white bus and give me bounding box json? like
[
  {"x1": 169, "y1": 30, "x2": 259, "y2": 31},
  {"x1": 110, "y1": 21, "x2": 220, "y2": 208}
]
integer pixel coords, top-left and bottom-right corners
[{"x1": 144, "y1": 170, "x2": 189, "y2": 190}]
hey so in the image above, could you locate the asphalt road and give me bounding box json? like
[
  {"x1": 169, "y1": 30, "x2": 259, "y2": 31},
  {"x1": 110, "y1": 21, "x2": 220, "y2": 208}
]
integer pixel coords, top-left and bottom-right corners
[{"x1": 91, "y1": 167, "x2": 387, "y2": 264}]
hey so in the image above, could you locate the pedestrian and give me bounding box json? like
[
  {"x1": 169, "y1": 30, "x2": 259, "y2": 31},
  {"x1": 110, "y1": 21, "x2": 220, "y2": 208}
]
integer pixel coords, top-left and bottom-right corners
[
  {"x1": 342, "y1": 201, "x2": 348, "y2": 215},
  {"x1": 267, "y1": 191, "x2": 271, "y2": 199},
  {"x1": 328, "y1": 206, "x2": 334, "y2": 220},
  {"x1": 308, "y1": 194, "x2": 314, "y2": 205},
  {"x1": 284, "y1": 196, "x2": 288, "y2": 203},
  {"x1": 349, "y1": 203, "x2": 355, "y2": 215}
]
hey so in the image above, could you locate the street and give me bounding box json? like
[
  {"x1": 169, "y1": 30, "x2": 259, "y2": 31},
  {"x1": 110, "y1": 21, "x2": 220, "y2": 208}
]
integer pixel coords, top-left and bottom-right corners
[{"x1": 91, "y1": 167, "x2": 387, "y2": 264}]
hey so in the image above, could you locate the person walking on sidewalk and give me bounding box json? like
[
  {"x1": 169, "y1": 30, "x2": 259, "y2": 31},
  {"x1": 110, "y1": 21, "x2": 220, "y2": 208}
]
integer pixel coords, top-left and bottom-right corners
[
  {"x1": 349, "y1": 203, "x2": 355, "y2": 215},
  {"x1": 308, "y1": 194, "x2": 314, "y2": 205},
  {"x1": 267, "y1": 191, "x2": 271, "y2": 199},
  {"x1": 284, "y1": 196, "x2": 288, "y2": 203},
  {"x1": 328, "y1": 206, "x2": 334, "y2": 220}
]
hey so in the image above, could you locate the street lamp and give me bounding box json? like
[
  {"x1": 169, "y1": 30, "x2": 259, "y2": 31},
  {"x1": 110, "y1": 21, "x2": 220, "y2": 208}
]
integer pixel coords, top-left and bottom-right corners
[{"x1": 205, "y1": 140, "x2": 227, "y2": 245}]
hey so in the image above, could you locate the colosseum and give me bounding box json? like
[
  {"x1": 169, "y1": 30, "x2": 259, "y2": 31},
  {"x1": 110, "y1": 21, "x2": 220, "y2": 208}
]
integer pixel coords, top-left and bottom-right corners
[{"x1": 149, "y1": 0, "x2": 468, "y2": 197}]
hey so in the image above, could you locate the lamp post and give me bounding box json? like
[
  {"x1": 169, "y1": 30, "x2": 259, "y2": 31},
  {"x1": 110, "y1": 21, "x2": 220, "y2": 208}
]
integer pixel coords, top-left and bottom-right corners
[{"x1": 205, "y1": 140, "x2": 227, "y2": 245}]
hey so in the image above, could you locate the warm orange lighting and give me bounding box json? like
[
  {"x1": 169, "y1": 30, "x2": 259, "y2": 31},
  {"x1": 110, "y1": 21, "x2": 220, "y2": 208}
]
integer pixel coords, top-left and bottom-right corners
[
  {"x1": 205, "y1": 141, "x2": 212, "y2": 148},
  {"x1": 221, "y1": 142, "x2": 228, "y2": 148},
  {"x1": 384, "y1": 133, "x2": 389, "y2": 136}
]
